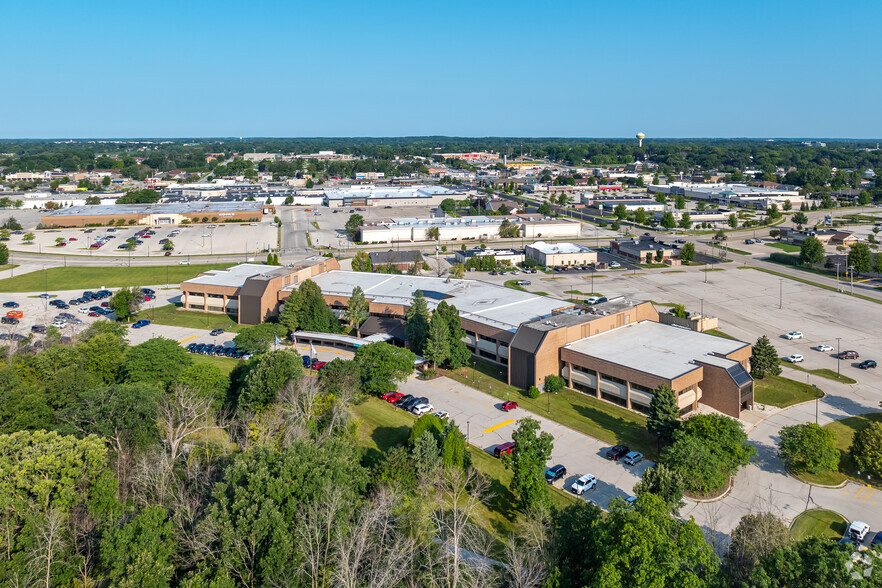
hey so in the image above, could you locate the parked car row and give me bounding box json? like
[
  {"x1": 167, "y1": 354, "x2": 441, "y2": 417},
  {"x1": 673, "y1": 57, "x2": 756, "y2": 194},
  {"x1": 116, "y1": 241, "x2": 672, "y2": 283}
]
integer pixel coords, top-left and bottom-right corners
[
  {"x1": 302, "y1": 355, "x2": 327, "y2": 370},
  {"x1": 783, "y1": 332, "x2": 873, "y2": 369},
  {"x1": 186, "y1": 342, "x2": 251, "y2": 360},
  {"x1": 381, "y1": 392, "x2": 437, "y2": 417}
]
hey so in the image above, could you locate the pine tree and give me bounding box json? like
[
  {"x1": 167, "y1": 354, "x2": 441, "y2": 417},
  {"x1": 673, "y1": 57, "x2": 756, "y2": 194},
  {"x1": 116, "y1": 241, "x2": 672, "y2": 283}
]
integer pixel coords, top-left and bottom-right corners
[
  {"x1": 345, "y1": 285, "x2": 369, "y2": 337},
  {"x1": 749, "y1": 335, "x2": 781, "y2": 379},
  {"x1": 405, "y1": 290, "x2": 430, "y2": 354},
  {"x1": 434, "y1": 301, "x2": 470, "y2": 368},
  {"x1": 423, "y1": 313, "x2": 450, "y2": 369},
  {"x1": 647, "y1": 384, "x2": 680, "y2": 443}
]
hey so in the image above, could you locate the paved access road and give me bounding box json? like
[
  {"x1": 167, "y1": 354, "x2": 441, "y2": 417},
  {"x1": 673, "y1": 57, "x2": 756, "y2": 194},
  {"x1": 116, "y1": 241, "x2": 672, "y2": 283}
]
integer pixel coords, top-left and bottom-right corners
[{"x1": 396, "y1": 376, "x2": 654, "y2": 509}]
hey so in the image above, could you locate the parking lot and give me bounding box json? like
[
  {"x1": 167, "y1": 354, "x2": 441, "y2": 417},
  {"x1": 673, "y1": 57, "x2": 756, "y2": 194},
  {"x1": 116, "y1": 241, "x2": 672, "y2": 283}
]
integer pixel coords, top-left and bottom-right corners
[{"x1": 5, "y1": 221, "x2": 279, "y2": 258}]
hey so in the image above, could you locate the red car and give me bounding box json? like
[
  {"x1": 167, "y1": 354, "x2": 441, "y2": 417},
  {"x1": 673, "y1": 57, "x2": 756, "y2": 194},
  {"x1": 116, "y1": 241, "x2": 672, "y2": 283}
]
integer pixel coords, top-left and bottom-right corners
[
  {"x1": 311, "y1": 361, "x2": 327, "y2": 370},
  {"x1": 68, "y1": 237, "x2": 77, "y2": 241},
  {"x1": 88, "y1": 312, "x2": 100, "y2": 317},
  {"x1": 501, "y1": 401, "x2": 518, "y2": 412},
  {"x1": 838, "y1": 350, "x2": 860, "y2": 360},
  {"x1": 383, "y1": 392, "x2": 405, "y2": 403}
]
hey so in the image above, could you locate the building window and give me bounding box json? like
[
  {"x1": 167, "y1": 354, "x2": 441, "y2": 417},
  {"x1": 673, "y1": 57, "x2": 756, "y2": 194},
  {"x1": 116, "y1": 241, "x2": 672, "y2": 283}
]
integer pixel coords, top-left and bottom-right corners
[
  {"x1": 631, "y1": 402, "x2": 650, "y2": 415},
  {"x1": 479, "y1": 350, "x2": 496, "y2": 360},
  {"x1": 573, "y1": 381, "x2": 596, "y2": 395},
  {"x1": 600, "y1": 373, "x2": 627, "y2": 386},
  {"x1": 630, "y1": 382, "x2": 653, "y2": 395},
  {"x1": 600, "y1": 392, "x2": 627, "y2": 407},
  {"x1": 206, "y1": 306, "x2": 223, "y2": 313}
]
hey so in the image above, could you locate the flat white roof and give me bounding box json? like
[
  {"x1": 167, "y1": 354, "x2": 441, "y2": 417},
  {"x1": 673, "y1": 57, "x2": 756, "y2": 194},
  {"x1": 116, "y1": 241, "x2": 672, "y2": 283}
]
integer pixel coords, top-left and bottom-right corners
[
  {"x1": 564, "y1": 321, "x2": 749, "y2": 380},
  {"x1": 324, "y1": 185, "x2": 463, "y2": 200},
  {"x1": 310, "y1": 270, "x2": 571, "y2": 331},
  {"x1": 181, "y1": 263, "x2": 278, "y2": 288},
  {"x1": 528, "y1": 241, "x2": 594, "y2": 255}
]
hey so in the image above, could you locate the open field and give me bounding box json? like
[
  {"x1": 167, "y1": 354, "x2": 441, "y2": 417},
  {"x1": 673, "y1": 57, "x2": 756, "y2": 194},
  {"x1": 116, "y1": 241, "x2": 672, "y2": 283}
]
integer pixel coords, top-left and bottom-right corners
[{"x1": 0, "y1": 263, "x2": 234, "y2": 292}]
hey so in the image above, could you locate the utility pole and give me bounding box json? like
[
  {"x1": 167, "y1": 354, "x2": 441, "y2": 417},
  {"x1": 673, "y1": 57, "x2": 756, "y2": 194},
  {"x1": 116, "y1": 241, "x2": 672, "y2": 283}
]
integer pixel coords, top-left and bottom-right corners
[
  {"x1": 835, "y1": 263, "x2": 841, "y2": 291},
  {"x1": 849, "y1": 265, "x2": 855, "y2": 295},
  {"x1": 700, "y1": 298, "x2": 704, "y2": 332},
  {"x1": 837, "y1": 337, "x2": 842, "y2": 377},
  {"x1": 779, "y1": 279, "x2": 783, "y2": 309}
]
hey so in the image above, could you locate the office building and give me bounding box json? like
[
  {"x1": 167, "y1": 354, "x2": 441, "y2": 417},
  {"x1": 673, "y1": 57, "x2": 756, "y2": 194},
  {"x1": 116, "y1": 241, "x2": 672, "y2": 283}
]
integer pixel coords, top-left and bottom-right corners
[{"x1": 525, "y1": 241, "x2": 597, "y2": 267}]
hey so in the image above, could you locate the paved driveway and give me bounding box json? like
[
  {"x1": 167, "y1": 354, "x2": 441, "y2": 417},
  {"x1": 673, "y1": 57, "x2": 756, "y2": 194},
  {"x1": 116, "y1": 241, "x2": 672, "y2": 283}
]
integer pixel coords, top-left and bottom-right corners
[{"x1": 397, "y1": 376, "x2": 654, "y2": 509}]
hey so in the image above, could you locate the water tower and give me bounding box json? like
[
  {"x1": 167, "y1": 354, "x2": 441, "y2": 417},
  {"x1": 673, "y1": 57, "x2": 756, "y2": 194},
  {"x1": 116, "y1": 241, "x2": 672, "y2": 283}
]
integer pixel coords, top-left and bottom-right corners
[{"x1": 636, "y1": 132, "x2": 645, "y2": 147}]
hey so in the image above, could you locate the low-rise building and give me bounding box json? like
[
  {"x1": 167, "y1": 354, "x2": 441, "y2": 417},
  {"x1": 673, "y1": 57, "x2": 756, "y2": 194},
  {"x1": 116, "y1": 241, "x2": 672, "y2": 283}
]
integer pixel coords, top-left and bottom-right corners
[
  {"x1": 453, "y1": 247, "x2": 525, "y2": 266},
  {"x1": 611, "y1": 236, "x2": 680, "y2": 263},
  {"x1": 525, "y1": 241, "x2": 597, "y2": 267},
  {"x1": 358, "y1": 214, "x2": 581, "y2": 243},
  {"x1": 41, "y1": 201, "x2": 265, "y2": 227},
  {"x1": 779, "y1": 228, "x2": 856, "y2": 246},
  {"x1": 323, "y1": 185, "x2": 465, "y2": 208},
  {"x1": 368, "y1": 250, "x2": 423, "y2": 271}
]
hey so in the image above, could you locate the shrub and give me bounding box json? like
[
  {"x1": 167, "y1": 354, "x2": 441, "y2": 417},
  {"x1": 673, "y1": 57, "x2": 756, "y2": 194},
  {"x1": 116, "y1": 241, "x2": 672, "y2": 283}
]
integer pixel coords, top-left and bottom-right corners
[
  {"x1": 527, "y1": 386, "x2": 541, "y2": 399},
  {"x1": 544, "y1": 375, "x2": 565, "y2": 394},
  {"x1": 769, "y1": 252, "x2": 799, "y2": 266}
]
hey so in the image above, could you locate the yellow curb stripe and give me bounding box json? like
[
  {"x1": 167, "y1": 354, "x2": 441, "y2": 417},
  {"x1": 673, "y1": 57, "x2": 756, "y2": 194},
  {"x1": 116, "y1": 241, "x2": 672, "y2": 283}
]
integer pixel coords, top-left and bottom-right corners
[
  {"x1": 178, "y1": 335, "x2": 197, "y2": 344},
  {"x1": 483, "y1": 419, "x2": 514, "y2": 434}
]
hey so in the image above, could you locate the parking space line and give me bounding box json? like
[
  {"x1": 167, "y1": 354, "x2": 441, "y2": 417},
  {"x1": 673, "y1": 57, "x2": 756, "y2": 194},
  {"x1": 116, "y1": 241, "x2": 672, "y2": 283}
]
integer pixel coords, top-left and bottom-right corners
[
  {"x1": 483, "y1": 419, "x2": 514, "y2": 434},
  {"x1": 179, "y1": 335, "x2": 197, "y2": 344},
  {"x1": 855, "y1": 487, "x2": 875, "y2": 502}
]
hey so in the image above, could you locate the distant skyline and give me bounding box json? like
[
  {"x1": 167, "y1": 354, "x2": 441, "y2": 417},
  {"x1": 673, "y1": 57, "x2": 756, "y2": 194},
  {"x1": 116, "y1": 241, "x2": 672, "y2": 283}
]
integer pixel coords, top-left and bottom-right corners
[{"x1": 2, "y1": 0, "x2": 880, "y2": 139}]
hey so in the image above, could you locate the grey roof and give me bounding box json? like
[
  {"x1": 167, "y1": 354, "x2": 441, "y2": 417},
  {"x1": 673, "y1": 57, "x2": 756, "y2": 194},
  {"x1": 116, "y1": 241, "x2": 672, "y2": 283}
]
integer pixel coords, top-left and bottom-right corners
[
  {"x1": 369, "y1": 250, "x2": 423, "y2": 265},
  {"x1": 527, "y1": 241, "x2": 594, "y2": 255},
  {"x1": 310, "y1": 270, "x2": 571, "y2": 331},
  {"x1": 43, "y1": 201, "x2": 263, "y2": 216},
  {"x1": 564, "y1": 321, "x2": 749, "y2": 381},
  {"x1": 324, "y1": 185, "x2": 464, "y2": 201}
]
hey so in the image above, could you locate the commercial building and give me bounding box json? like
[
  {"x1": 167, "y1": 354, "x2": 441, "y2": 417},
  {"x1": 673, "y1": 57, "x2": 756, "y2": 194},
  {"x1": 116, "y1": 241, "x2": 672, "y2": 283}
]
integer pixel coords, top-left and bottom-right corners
[
  {"x1": 357, "y1": 214, "x2": 582, "y2": 243},
  {"x1": 178, "y1": 264, "x2": 753, "y2": 418},
  {"x1": 778, "y1": 228, "x2": 856, "y2": 246},
  {"x1": 648, "y1": 183, "x2": 803, "y2": 210},
  {"x1": 525, "y1": 241, "x2": 597, "y2": 267},
  {"x1": 323, "y1": 185, "x2": 465, "y2": 208},
  {"x1": 453, "y1": 247, "x2": 525, "y2": 266},
  {"x1": 583, "y1": 196, "x2": 665, "y2": 214},
  {"x1": 369, "y1": 250, "x2": 423, "y2": 271},
  {"x1": 179, "y1": 257, "x2": 340, "y2": 324},
  {"x1": 41, "y1": 201, "x2": 266, "y2": 227},
  {"x1": 611, "y1": 236, "x2": 680, "y2": 263}
]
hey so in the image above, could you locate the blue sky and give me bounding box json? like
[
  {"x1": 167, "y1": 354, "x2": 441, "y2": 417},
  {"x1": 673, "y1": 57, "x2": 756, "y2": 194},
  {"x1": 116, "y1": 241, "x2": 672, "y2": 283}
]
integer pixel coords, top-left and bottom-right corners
[{"x1": 2, "y1": 0, "x2": 879, "y2": 138}]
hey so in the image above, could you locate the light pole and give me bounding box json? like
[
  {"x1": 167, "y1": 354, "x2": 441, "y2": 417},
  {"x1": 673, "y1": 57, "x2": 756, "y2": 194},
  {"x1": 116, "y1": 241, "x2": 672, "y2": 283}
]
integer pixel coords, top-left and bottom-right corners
[
  {"x1": 848, "y1": 265, "x2": 855, "y2": 295},
  {"x1": 699, "y1": 298, "x2": 704, "y2": 332},
  {"x1": 836, "y1": 337, "x2": 842, "y2": 377},
  {"x1": 779, "y1": 279, "x2": 783, "y2": 309},
  {"x1": 467, "y1": 421, "x2": 470, "y2": 445},
  {"x1": 835, "y1": 262, "x2": 841, "y2": 291}
]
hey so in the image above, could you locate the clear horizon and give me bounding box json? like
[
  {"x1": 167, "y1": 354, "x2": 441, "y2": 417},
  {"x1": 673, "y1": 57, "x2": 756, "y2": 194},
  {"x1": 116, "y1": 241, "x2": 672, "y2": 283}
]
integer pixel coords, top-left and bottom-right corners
[{"x1": 2, "y1": 0, "x2": 879, "y2": 139}]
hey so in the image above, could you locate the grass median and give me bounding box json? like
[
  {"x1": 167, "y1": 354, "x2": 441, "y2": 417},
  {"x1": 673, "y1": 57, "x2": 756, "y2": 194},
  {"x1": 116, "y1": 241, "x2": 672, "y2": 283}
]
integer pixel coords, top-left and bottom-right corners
[
  {"x1": 822, "y1": 412, "x2": 882, "y2": 489},
  {"x1": 190, "y1": 353, "x2": 243, "y2": 376},
  {"x1": 790, "y1": 509, "x2": 848, "y2": 541},
  {"x1": 135, "y1": 303, "x2": 243, "y2": 332},
  {"x1": 753, "y1": 374, "x2": 824, "y2": 408},
  {"x1": 780, "y1": 360, "x2": 857, "y2": 385},
  {"x1": 441, "y1": 358, "x2": 657, "y2": 460},
  {"x1": 0, "y1": 263, "x2": 235, "y2": 292}
]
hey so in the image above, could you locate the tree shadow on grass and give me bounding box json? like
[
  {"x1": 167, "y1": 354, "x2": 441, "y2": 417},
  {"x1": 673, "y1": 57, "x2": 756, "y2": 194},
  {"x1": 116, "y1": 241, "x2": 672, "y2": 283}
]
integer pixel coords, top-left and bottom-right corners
[
  {"x1": 570, "y1": 401, "x2": 656, "y2": 459},
  {"x1": 361, "y1": 424, "x2": 410, "y2": 469}
]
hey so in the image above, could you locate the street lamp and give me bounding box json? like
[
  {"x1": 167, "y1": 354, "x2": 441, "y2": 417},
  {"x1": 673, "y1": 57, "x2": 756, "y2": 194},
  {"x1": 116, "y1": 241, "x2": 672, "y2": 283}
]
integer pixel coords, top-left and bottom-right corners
[
  {"x1": 836, "y1": 337, "x2": 842, "y2": 377},
  {"x1": 848, "y1": 265, "x2": 855, "y2": 295}
]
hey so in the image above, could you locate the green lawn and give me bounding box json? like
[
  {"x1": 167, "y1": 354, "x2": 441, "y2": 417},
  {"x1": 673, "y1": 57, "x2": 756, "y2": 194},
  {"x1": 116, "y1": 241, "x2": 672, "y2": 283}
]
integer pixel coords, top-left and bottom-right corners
[
  {"x1": 646, "y1": 300, "x2": 677, "y2": 308},
  {"x1": 704, "y1": 329, "x2": 736, "y2": 340},
  {"x1": 503, "y1": 280, "x2": 526, "y2": 292},
  {"x1": 190, "y1": 353, "x2": 244, "y2": 376},
  {"x1": 135, "y1": 303, "x2": 242, "y2": 332},
  {"x1": 753, "y1": 374, "x2": 824, "y2": 408},
  {"x1": 351, "y1": 398, "x2": 577, "y2": 541},
  {"x1": 564, "y1": 290, "x2": 603, "y2": 297},
  {"x1": 823, "y1": 412, "x2": 882, "y2": 488},
  {"x1": 790, "y1": 509, "x2": 848, "y2": 541},
  {"x1": 781, "y1": 361, "x2": 858, "y2": 384},
  {"x1": 0, "y1": 263, "x2": 235, "y2": 292},
  {"x1": 0, "y1": 264, "x2": 18, "y2": 272},
  {"x1": 765, "y1": 242, "x2": 801, "y2": 253},
  {"x1": 720, "y1": 246, "x2": 752, "y2": 256},
  {"x1": 442, "y1": 358, "x2": 657, "y2": 460}
]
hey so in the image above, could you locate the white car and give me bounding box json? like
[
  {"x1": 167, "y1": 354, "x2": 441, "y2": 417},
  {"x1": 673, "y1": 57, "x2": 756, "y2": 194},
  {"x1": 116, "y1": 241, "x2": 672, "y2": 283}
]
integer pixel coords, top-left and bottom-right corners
[
  {"x1": 510, "y1": 270, "x2": 519, "y2": 275},
  {"x1": 785, "y1": 354, "x2": 805, "y2": 363},
  {"x1": 178, "y1": 260, "x2": 191, "y2": 265},
  {"x1": 78, "y1": 307, "x2": 90, "y2": 314},
  {"x1": 570, "y1": 474, "x2": 597, "y2": 495},
  {"x1": 623, "y1": 451, "x2": 643, "y2": 465},
  {"x1": 815, "y1": 344, "x2": 834, "y2": 352},
  {"x1": 609, "y1": 261, "x2": 621, "y2": 269},
  {"x1": 432, "y1": 411, "x2": 449, "y2": 420},
  {"x1": 412, "y1": 403, "x2": 434, "y2": 416},
  {"x1": 585, "y1": 296, "x2": 600, "y2": 304},
  {"x1": 784, "y1": 331, "x2": 803, "y2": 340},
  {"x1": 51, "y1": 320, "x2": 66, "y2": 328}
]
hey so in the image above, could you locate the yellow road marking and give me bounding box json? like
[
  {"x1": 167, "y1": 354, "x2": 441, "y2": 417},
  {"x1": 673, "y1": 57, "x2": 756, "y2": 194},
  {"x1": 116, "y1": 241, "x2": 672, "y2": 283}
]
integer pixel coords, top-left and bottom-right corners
[
  {"x1": 855, "y1": 487, "x2": 875, "y2": 501},
  {"x1": 292, "y1": 345, "x2": 354, "y2": 357},
  {"x1": 179, "y1": 335, "x2": 197, "y2": 344},
  {"x1": 484, "y1": 419, "x2": 514, "y2": 434}
]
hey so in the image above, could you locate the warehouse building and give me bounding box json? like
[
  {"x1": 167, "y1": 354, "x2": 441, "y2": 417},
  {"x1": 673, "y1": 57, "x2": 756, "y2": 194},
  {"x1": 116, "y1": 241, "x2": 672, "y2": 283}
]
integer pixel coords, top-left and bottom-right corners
[
  {"x1": 323, "y1": 185, "x2": 465, "y2": 208},
  {"x1": 453, "y1": 247, "x2": 525, "y2": 266},
  {"x1": 611, "y1": 236, "x2": 681, "y2": 263},
  {"x1": 526, "y1": 241, "x2": 597, "y2": 267},
  {"x1": 648, "y1": 183, "x2": 803, "y2": 210},
  {"x1": 358, "y1": 215, "x2": 581, "y2": 243},
  {"x1": 41, "y1": 201, "x2": 266, "y2": 227}
]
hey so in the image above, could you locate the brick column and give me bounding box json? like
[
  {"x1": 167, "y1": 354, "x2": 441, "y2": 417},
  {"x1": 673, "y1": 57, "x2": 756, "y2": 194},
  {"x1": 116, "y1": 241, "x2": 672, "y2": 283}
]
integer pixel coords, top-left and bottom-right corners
[
  {"x1": 594, "y1": 370, "x2": 601, "y2": 399},
  {"x1": 625, "y1": 380, "x2": 632, "y2": 410},
  {"x1": 566, "y1": 361, "x2": 573, "y2": 388}
]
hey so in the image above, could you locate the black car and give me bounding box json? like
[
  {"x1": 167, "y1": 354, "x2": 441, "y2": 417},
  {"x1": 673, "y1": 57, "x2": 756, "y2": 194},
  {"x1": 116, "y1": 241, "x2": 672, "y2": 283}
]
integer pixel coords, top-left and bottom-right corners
[
  {"x1": 1, "y1": 317, "x2": 19, "y2": 325},
  {"x1": 3, "y1": 301, "x2": 19, "y2": 308},
  {"x1": 403, "y1": 396, "x2": 428, "y2": 411},
  {"x1": 545, "y1": 464, "x2": 567, "y2": 484},
  {"x1": 186, "y1": 343, "x2": 198, "y2": 351},
  {"x1": 31, "y1": 325, "x2": 47, "y2": 334},
  {"x1": 858, "y1": 360, "x2": 877, "y2": 369},
  {"x1": 68, "y1": 299, "x2": 80, "y2": 305},
  {"x1": 142, "y1": 288, "x2": 155, "y2": 295},
  {"x1": 606, "y1": 445, "x2": 630, "y2": 460},
  {"x1": 394, "y1": 394, "x2": 414, "y2": 407},
  {"x1": 210, "y1": 328, "x2": 224, "y2": 336}
]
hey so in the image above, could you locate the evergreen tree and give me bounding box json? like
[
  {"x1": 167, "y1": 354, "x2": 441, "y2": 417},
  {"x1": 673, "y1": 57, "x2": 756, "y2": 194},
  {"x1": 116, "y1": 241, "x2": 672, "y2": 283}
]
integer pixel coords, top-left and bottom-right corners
[
  {"x1": 647, "y1": 384, "x2": 679, "y2": 443},
  {"x1": 434, "y1": 301, "x2": 471, "y2": 369},
  {"x1": 345, "y1": 285, "x2": 369, "y2": 337},
  {"x1": 749, "y1": 335, "x2": 782, "y2": 379},
  {"x1": 405, "y1": 290, "x2": 430, "y2": 354},
  {"x1": 423, "y1": 312, "x2": 450, "y2": 369}
]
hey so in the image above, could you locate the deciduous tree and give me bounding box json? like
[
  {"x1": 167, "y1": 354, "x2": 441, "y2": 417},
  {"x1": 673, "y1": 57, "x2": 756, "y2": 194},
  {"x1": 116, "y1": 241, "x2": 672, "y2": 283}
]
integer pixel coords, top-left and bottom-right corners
[
  {"x1": 345, "y1": 285, "x2": 369, "y2": 337},
  {"x1": 849, "y1": 421, "x2": 882, "y2": 478},
  {"x1": 778, "y1": 422, "x2": 839, "y2": 474},
  {"x1": 354, "y1": 342, "x2": 416, "y2": 396},
  {"x1": 506, "y1": 417, "x2": 554, "y2": 511}
]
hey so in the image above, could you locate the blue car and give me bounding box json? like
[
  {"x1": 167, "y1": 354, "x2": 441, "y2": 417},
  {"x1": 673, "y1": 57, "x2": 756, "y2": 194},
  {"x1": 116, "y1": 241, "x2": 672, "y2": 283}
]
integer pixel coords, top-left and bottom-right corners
[
  {"x1": 302, "y1": 355, "x2": 312, "y2": 367},
  {"x1": 131, "y1": 319, "x2": 150, "y2": 329}
]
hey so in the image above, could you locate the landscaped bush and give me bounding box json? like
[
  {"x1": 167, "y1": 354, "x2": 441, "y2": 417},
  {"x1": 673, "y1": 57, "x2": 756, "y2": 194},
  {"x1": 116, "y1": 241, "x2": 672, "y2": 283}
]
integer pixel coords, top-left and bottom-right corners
[
  {"x1": 769, "y1": 252, "x2": 799, "y2": 266},
  {"x1": 527, "y1": 386, "x2": 541, "y2": 399},
  {"x1": 544, "y1": 375, "x2": 565, "y2": 394}
]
